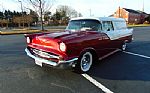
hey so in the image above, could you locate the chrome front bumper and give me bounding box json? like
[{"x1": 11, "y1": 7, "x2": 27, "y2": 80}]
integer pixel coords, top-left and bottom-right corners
[{"x1": 25, "y1": 48, "x2": 78, "y2": 68}]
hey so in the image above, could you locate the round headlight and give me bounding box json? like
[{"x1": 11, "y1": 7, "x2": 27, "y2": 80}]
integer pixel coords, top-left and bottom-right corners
[
  {"x1": 26, "y1": 37, "x2": 30, "y2": 43},
  {"x1": 59, "y1": 42, "x2": 66, "y2": 52}
]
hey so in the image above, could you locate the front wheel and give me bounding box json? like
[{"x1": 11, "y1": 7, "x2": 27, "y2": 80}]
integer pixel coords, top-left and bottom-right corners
[{"x1": 75, "y1": 51, "x2": 93, "y2": 73}]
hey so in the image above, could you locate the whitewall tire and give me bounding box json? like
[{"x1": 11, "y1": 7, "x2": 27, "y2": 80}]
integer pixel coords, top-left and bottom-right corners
[{"x1": 75, "y1": 51, "x2": 93, "y2": 73}]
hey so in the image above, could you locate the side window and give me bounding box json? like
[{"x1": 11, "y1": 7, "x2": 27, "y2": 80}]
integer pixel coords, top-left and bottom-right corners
[
  {"x1": 86, "y1": 22, "x2": 102, "y2": 31},
  {"x1": 97, "y1": 23, "x2": 102, "y2": 31},
  {"x1": 102, "y1": 21, "x2": 114, "y2": 31},
  {"x1": 113, "y1": 21, "x2": 127, "y2": 30}
]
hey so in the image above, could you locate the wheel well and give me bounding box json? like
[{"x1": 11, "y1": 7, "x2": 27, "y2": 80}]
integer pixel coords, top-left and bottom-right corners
[{"x1": 79, "y1": 48, "x2": 98, "y2": 62}]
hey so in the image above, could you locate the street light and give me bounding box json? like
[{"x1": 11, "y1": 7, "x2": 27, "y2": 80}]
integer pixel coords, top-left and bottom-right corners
[{"x1": 18, "y1": 0, "x2": 24, "y2": 28}]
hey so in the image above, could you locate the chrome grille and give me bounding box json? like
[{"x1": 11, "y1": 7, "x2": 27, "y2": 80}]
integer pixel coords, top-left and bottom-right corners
[{"x1": 32, "y1": 49, "x2": 59, "y2": 59}]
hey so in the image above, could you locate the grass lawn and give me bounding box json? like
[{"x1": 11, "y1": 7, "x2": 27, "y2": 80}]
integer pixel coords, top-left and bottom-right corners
[{"x1": 128, "y1": 24, "x2": 150, "y2": 27}]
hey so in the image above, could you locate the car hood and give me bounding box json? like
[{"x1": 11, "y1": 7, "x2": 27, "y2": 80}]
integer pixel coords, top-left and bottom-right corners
[
  {"x1": 38, "y1": 31, "x2": 80, "y2": 41},
  {"x1": 45, "y1": 31, "x2": 71, "y2": 39},
  {"x1": 30, "y1": 31, "x2": 79, "y2": 53}
]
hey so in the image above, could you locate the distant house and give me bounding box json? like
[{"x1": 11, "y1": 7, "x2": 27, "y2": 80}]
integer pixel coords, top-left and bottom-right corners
[
  {"x1": 113, "y1": 7, "x2": 148, "y2": 24},
  {"x1": 145, "y1": 14, "x2": 150, "y2": 23}
]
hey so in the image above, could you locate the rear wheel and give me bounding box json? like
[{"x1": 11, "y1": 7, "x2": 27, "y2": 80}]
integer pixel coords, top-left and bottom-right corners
[
  {"x1": 121, "y1": 42, "x2": 127, "y2": 51},
  {"x1": 75, "y1": 51, "x2": 93, "y2": 73}
]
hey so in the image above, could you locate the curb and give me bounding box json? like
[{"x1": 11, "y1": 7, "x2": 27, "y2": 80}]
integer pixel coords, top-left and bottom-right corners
[{"x1": 0, "y1": 29, "x2": 64, "y2": 35}]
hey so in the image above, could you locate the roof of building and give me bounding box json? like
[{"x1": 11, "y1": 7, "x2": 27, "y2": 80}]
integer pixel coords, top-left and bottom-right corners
[
  {"x1": 71, "y1": 17, "x2": 125, "y2": 22},
  {"x1": 123, "y1": 8, "x2": 140, "y2": 14},
  {"x1": 123, "y1": 8, "x2": 148, "y2": 14},
  {"x1": 136, "y1": 10, "x2": 147, "y2": 14}
]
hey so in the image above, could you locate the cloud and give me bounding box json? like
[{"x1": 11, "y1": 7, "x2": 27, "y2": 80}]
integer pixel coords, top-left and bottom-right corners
[{"x1": 0, "y1": 0, "x2": 20, "y2": 11}]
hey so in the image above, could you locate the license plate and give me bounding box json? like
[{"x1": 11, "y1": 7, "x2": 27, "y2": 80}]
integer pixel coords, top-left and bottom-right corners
[{"x1": 35, "y1": 60, "x2": 42, "y2": 67}]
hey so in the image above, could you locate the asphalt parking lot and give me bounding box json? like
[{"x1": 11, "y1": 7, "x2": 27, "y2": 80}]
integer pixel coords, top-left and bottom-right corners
[{"x1": 0, "y1": 27, "x2": 150, "y2": 93}]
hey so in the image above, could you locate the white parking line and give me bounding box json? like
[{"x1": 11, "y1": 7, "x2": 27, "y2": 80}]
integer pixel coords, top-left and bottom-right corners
[
  {"x1": 123, "y1": 51, "x2": 150, "y2": 59},
  {"x1": 82, "y1": 74, "x2": 114, "y2": 93}
]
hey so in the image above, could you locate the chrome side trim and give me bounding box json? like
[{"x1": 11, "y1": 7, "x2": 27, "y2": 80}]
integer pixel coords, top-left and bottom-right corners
[
  {"x1": 25, "y1": 48, "x2": 78, "y2": 66},
  {"x1": 99, "y1": 49, "x2": 120, "y2": 60}
]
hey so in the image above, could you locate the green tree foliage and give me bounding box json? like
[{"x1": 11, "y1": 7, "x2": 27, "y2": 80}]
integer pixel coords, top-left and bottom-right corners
[
  {"x1": 56, "y1": 5, "x2": 82, "y2": 18},
  {"x1": 0, "y1": 9, "x2": 38, "y2": 27},
  {"x1": 0, "y1": 10, "x2": 23, "y2": 19},
  {"x1": 0, "y1": 12, "x2": 3, "y2": 19},
  {"x1": 44, "y1": 12, "x2": 51, "y2": 21},
  {"x1": 50, "y1": 5, "x2": 82, "y2": 25},
  {"x1": 29, "y1": 9, "x2": 38, "y2": 23}
]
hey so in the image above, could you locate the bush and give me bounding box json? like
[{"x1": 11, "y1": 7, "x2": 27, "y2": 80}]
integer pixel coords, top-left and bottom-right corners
[{"x1": 143, "y1": 21, "x2": 150, "y2": 24}]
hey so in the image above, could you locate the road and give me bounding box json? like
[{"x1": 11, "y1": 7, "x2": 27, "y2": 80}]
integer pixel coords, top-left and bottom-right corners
[{"x1": 0, "y1": 27, "x2": 150, "y2": 93}]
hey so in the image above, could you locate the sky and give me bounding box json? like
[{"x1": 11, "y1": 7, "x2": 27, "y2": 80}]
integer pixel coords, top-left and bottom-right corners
[{"x1": 0, "y1": 0, "x2": 150, "y2": 17}]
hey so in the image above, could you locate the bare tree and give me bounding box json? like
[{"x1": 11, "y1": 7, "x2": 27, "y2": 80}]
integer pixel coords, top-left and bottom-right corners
[
  {"x1": 0, "y1": 19, "x2": 9, "y2": 28},
  {"x1": 57, "y1": 5, "x2": 82, "y2": 18},
  {"x1": 25, "y1": 0, "x2": 55, "y2": 30},
  {"x1": 13, "y1": 15, "x2": 33, "y2": 28}
]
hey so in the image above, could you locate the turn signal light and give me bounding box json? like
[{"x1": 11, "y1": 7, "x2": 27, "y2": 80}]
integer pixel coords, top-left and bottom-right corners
[{"x1": 26, "y1": 37, "x2": 30, "y2": 43}]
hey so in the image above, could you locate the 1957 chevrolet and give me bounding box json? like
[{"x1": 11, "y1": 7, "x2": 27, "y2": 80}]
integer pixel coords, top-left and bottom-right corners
[{"x1": 25, "y1": 17, "x2": 133, "y2": 73}]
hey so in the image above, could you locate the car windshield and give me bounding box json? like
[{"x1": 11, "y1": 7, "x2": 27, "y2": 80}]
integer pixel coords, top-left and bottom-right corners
[{"x1": 66, "y1": 19, "x2": 101, "y2": 32}]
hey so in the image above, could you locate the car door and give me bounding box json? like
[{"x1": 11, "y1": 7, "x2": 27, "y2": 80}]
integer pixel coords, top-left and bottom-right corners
[
  {"x1": 101, "y1": 21, "x2": 120, "y2": 52},
  {"x1": 89, "y1": 22, "x2": 112, "y2": 57},
  {"x1": 78, "y1": 22, "x2": 108, "y2": 58}
]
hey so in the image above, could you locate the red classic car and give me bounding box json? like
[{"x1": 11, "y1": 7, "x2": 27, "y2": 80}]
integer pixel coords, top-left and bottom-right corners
[{"x1": 25, "y1": 17, "x2": 133, "y2": 73}]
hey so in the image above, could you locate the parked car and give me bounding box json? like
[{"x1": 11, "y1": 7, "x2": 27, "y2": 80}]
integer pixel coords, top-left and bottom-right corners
[{"x1": 25, "y1": 17, "x2": 133, "y2": 73}]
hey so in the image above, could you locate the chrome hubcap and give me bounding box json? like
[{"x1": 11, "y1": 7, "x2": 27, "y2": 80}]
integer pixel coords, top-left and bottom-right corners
[
  {"x1": 122, "y1": 43, "x2": 126, "y2": 51},
  {"x1": 81, "y1": 52, "x2": 92, "y2": 72}
]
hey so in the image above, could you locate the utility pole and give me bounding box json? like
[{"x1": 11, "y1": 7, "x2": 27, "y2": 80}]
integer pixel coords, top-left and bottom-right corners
[
  {"x1": 117, "y1": 0, "x2": 121, "y2": 18},
  {"x1": 39, "y1": 0, "x2": 44, "y2": 31},
  {"x1": 119, "y1": 6, "x2": 120, "y2": 18},
  {"x1": 89, "y1": 9, "x2": 91, "y2": 17},
  {"x1": 18, "y1": 0, "x2": 24, "y2": 28},
  {"x1": 142, "y1": 0, "x2": 144, "y2": 12}
]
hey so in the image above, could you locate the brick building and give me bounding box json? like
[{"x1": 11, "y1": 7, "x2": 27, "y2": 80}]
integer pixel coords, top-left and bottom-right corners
[{"x1": 113, "y1": 7, "x2": 148, "y2": 24}]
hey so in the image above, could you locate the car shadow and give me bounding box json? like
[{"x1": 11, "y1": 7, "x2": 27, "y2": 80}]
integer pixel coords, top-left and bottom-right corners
[{"x1": 88, "y1": 51, "x2": 150, "y2": 81}]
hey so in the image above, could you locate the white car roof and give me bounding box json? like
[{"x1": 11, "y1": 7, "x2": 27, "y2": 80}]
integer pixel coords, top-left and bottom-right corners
[{"x1": 70, "y1": 17, "x2": 125, "y2": 22}]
